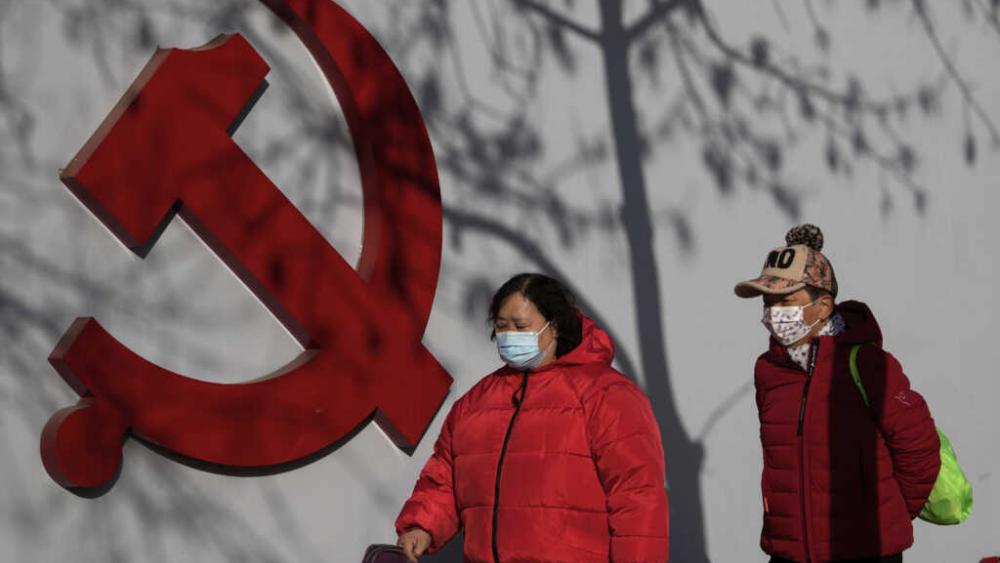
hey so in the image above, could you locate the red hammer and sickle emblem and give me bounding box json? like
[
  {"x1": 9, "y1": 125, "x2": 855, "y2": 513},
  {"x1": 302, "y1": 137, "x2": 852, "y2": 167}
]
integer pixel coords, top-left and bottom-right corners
[{"x1": 41, "y1": 0, "x2": 453, "y2": 493}]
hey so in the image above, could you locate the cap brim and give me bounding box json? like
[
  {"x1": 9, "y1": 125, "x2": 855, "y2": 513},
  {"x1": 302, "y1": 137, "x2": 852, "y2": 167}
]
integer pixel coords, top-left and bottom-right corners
[{"x1": 734, "y1": 276, "x2": 806, "y2": 298}]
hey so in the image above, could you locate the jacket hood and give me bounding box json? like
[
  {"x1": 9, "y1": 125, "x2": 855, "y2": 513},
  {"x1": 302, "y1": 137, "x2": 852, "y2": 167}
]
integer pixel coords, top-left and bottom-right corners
[
  {"x1": 833, "y1": 300, "x2": 884, "y2": 346},
  {"x1": 499, "y1": 313, "x2": 615, "y2": 375},
  {"x1": 766, "y1": 299, "x2": 883, "y2": 364}
]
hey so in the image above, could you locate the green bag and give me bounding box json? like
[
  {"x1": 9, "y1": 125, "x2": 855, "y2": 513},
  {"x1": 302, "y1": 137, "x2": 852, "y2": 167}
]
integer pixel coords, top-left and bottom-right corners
[{"x1": 848, "y1": 344, "x2": 973, "y2": 525}]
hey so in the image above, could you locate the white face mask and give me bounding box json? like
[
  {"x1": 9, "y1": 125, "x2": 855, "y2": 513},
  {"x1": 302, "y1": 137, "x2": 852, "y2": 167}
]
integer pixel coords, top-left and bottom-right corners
[{"x1": 762, "y1": 301, "x2": 821, "y2": 346}]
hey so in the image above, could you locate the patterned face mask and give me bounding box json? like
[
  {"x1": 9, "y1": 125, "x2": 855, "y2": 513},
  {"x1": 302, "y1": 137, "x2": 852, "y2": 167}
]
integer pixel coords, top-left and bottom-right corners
[{"x1": 762, "y1": 300, "x2": 821, "y2": 346}]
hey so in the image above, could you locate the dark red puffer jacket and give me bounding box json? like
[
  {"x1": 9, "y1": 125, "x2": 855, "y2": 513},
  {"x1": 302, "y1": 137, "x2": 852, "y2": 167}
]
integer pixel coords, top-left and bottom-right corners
[
  {"x1": 396, "y1": 316, "x2": 669, "y2": 562},
  {"x1": 755, "y1": 300, "x2": 940, "y2": 562}
]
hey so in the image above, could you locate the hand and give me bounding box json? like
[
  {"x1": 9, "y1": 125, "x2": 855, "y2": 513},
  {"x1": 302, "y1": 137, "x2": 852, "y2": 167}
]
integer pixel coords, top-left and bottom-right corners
[{"x1": 397, "y1": 528, "x2": 432, "y2": 563}]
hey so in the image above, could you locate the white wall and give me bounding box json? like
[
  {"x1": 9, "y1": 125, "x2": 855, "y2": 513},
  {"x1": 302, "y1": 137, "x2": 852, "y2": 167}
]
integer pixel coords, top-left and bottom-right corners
[{"x1": 0, "y1": 1, "x2": 997, "y2": 561}]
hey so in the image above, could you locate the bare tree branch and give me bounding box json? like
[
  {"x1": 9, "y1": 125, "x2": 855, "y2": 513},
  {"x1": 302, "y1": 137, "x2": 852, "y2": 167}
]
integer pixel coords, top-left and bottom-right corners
[
  {"x1": 971, "y1": 0, "x2": 1000, "y2": 37},
  {"x1": 913, "y1": 0, "x2": 1000, "y2": 144},
  {"x1": 510, "y1": 0, "x2": 601, "y2": 42},
  {"x1": 628, "y1": 0, "x2": 688, "y2": 41},
  {"x1": 693, "y1": 1, "x2": 933, "y2": 118}
]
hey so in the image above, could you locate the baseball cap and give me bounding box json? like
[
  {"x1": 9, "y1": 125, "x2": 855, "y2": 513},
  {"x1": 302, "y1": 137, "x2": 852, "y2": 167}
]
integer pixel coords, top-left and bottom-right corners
[{"x1": 734, "y1": 224, "x2": 838, "y2": 298}]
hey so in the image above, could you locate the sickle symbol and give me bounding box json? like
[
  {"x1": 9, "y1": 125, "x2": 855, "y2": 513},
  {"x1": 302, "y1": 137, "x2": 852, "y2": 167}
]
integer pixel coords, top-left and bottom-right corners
[{"x1": 41, "y1": 0, "x2": 453, "y2": 493}]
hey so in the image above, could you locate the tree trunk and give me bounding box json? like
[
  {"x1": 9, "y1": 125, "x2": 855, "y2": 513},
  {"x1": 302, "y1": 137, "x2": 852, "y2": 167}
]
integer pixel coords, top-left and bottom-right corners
[{"x1": 598, "y1": 2, "x2": 708, "y2": 560}]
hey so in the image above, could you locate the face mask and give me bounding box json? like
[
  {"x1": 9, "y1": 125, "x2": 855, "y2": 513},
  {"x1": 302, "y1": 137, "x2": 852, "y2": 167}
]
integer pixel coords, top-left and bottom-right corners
[
  {"x1": 496, "y1": 322, "x2": 551, "y2": 369},
  {"x1": 762, "y1": 301, "x2": 821, "y2": 346}
]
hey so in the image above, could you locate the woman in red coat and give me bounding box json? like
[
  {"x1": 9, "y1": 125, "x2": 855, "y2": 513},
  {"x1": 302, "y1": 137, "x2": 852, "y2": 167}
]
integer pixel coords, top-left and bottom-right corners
[{"x1": 395, "y1": 273, "x2": 669, "y2": 562}]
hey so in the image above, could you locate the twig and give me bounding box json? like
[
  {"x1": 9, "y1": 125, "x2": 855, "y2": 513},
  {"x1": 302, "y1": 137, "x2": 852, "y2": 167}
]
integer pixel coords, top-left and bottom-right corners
[
  {"x1": 628, "y1": 0, "x2": 689, "y2": 41},
  {"x1": 509, "y1": 0, "x2": 600, "y2": 42},
  {"x1": 817, "y1": 105, "x2": 928, "y2": 198},
  {"x1": 912, "y1": 0, "x2": 1000, "y2": 144},
  {"x1": 971, "y1": 0, "x2": 1000, "y2": 38},
  {"x1": 694, "y1": 2, "x2": 929, "y2": 118}
]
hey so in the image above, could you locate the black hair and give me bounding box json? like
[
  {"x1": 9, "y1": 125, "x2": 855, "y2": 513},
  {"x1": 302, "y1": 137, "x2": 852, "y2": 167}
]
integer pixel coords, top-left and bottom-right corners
[{"x1": 488, "y1": 273, "x2": 583, "y2": 358}]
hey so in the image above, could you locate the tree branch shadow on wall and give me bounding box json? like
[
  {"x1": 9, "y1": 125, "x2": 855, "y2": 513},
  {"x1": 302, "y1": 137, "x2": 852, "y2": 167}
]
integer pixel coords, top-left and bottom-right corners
[{"x1": 1, "y1": 0, "x2": 998, "y2": 561}]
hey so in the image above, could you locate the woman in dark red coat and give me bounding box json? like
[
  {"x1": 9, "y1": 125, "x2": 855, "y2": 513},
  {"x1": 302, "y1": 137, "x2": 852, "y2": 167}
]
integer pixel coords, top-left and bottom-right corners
[
  {"x1": 735, "y1": 225, "x2": 940, "y2": 563},
  {"x1": 395, "y1": 273, "x2": 669, "y2": 562}
]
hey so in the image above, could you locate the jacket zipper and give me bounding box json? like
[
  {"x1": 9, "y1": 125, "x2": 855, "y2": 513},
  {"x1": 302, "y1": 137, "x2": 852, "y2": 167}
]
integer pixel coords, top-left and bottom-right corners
[
  {"x1": 796, "y1": 342, "x2": 819, "y2": 436},
  {"x1": 797, "y1": 340, "x2": 819, "y2": 562},
  {"x1": 491, "y1": 371, "x2": 529, "y2": 563}
]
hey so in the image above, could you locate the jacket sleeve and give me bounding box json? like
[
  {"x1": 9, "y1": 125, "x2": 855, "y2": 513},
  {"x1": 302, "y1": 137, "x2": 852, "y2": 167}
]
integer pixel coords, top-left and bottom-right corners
[
  {"x1": 859, "y1": 347, "x2": 941, "y2": 518},
  {"x1": 394, "y1": 399, "x2": 462, "y2": 553},
  {"x1": 584, "y1": 377, "x2": 670, "y2": 562}
]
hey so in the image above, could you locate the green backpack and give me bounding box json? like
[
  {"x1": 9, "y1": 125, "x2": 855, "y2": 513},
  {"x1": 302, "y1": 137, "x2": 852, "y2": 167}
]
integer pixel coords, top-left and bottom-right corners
[{"x1": 848, "y1": 344, "x2": 973, "y2": 525}]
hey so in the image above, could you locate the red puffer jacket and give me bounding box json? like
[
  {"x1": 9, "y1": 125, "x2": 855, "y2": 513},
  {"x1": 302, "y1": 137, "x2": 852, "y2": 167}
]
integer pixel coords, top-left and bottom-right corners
[
  {"x1": 396, "y1": 316, "x2": 669, "y2": 562},
  {"x1": 755, "y1": 300, "x2": 940, "y2": 562}
]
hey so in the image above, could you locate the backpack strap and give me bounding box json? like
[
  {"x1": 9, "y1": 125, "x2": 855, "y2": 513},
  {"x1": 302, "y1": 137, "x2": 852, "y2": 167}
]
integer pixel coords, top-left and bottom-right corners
[{"x1": 848, "y1": 343, "x2": 871, "y2": 408}]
